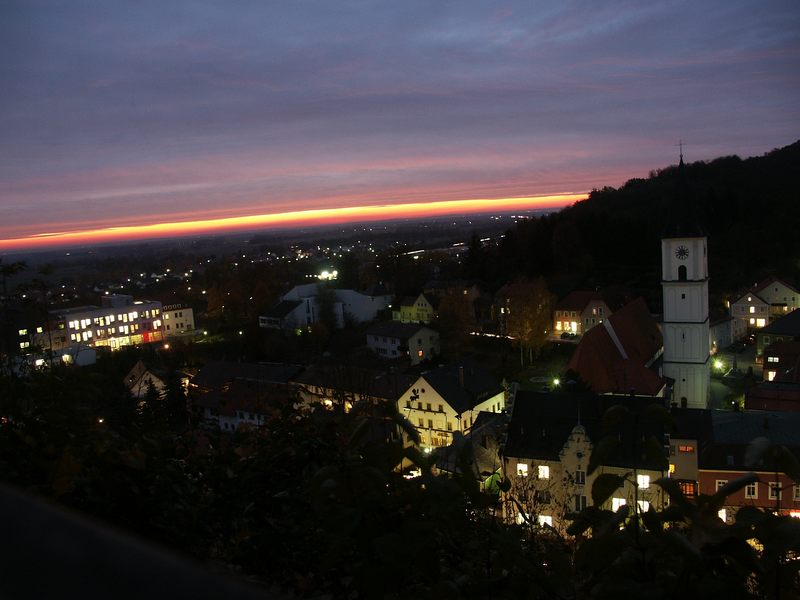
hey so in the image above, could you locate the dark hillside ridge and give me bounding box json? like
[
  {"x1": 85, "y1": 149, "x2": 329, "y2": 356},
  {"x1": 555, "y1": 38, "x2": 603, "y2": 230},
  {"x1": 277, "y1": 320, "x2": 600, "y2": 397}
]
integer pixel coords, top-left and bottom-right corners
[{"x1": 490, "y1": 141, "x2": 800, "y2": 311}]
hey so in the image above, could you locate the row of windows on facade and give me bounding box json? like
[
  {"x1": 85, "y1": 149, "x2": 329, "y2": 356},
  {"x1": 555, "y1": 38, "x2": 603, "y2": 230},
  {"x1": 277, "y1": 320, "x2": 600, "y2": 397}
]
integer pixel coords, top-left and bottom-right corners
[
  {"x1": 716, "y1": 479, "x2": 800, "y2": 501},
  {"x1": 165, "y1": 322, "x2": 188, "y2": 331},
  {"x1": 515, "y1": 466, "x2": 651, "y2": 490},
  {"x1": 67, "y1": 310, "x2": 160, "y2": 330}
]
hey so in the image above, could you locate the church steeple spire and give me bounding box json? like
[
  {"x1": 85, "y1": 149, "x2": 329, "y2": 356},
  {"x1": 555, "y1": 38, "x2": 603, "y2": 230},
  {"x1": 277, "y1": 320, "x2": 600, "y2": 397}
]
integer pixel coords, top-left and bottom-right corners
[{"x1": 678, "y1": 140, "x2": 684, "y2": 167}]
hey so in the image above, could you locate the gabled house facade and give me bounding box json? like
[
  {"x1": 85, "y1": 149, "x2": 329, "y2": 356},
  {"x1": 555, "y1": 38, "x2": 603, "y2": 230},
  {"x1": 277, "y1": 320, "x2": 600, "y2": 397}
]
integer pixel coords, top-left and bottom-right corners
[
  {"x1": 397, "y1": 362, "x2": 505, "y2": 449},
  {"x1": 730, "y1": 292, "x2": 769, "y2": 340},
  {"x1": 392, "y1": 293, "x2": 438, "y2": 324},
  {"x1": 553, "y1": 291, "x2": 612, "y2": 337},
  {"x1": 366, "y1": 321, "x2": 439, "y2": 365},
  {"x1": 501, "y1": 392, "x2": 669, "y2": 534},
  {"x1": 259, "y1": 284, "x2": 392, "y2": 332}
]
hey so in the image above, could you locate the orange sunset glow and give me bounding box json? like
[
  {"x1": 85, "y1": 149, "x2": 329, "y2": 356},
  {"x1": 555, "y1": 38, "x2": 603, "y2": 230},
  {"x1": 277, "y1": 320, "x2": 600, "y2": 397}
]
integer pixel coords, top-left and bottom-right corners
[{"x1": 0, "y1": 194, "x2": 584, "y2": 252}]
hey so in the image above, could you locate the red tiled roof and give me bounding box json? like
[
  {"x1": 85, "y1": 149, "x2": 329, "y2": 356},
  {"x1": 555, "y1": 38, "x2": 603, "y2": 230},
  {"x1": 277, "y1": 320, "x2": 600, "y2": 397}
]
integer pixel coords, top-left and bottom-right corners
[{"x1": 567, "y1": 297, "x2": 664, "y2": 396}]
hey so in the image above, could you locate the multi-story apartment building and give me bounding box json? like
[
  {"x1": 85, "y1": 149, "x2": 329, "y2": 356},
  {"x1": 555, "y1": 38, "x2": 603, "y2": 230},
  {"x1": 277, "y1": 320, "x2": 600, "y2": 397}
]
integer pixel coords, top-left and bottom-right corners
[{"x1": 20, "y1": 294, "x2": 164, "y2": 353}]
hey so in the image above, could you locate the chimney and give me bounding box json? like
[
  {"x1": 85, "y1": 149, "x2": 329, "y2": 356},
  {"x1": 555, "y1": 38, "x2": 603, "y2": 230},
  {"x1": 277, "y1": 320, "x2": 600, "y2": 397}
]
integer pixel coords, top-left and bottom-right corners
[{"x1": 458, "y1": 365, "x2": 465, "y2": 388}]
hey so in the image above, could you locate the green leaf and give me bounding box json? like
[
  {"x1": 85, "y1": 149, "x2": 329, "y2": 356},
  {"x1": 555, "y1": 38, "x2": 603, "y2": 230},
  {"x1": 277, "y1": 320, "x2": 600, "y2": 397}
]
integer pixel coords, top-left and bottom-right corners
[
  {"x1": 587, "y1": 436, "x2": 620, "y2": 476},
  {"x1": 591, "y1": 473, "x2": 625, "y2": 507},
  {"x1": 654, "y1": 476, "x2": 688, "y2": 506},
  {"x1": 712, "y1": 472, "x2": 759, "y2": 504},
  {"x1": 643, "y1": 434, "x2": 669, "y2": 471},
  {"x1": 774, "y1": 445, "x2": 800, "y2": 483},
  {"x1": 602, "y1": 404, "x2": 630, "y2": 432}
]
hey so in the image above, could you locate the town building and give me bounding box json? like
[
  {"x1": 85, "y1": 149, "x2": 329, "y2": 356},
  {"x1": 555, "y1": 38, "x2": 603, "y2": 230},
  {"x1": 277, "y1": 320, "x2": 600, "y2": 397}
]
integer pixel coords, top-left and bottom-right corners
[
  {"x1": 697, "y1": 410, "x2": 800, "y2": 521},
  {"x1": 124, "y1": 360, "x2": 166, "y2": 399},
  {"x1": 567, "y1": 297, "x2": 665, "y2": 397},
  {"x1": 258, "y1": 284, "x2": 392, "y2": 331},
  {"x1": 392, "y1": 292, "x2": 439, "y2": 324},
  {"x1": 501, "y1": 392, "x2": 669, "y2": 533},
  {"x1": 365, "y1": 321, "x2": 439, "y2": 365},
  {"x1": 291, "y1": 364, "x2": 415, "y2": 413},
  {"x1": 397, "y1": 361, "x2": 505, "y2": 450},
  {"x1": 19, "y1": 294, "x2": 164, "y2": 353},
  {"x1": 729, "y1": 277, "x2": 799, "y2": 340},
  {"x1": 755, "y1": 308, "x2": 800, "y2": 361},
  {"x1": 552, "y1": 291, "x2": 613, "y2": 337},
  {"x1": 660, "y1": 209, "x2": 710, "y2": 408},
  {"x1": 745, "y1": 340, "x2": 800, "y2": 411},
  {"x1": 190, "y1": 360, "x2": 303, "y2": 430},
  {"x1": 162, "y1": 304, "x2": 195, "y2": 337}
]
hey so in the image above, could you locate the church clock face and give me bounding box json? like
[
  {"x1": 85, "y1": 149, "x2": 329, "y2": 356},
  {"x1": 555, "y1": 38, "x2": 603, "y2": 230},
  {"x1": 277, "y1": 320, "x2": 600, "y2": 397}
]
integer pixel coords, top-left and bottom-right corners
[{"x1": 675, "y1": 245, "x2": 690, "y2": 260}]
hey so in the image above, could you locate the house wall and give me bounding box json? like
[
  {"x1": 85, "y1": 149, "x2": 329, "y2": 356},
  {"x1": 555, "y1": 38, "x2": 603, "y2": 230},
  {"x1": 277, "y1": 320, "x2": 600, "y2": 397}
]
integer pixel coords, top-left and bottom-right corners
[
  {"x1": 698, "y1": 470, "x2": 800, "y2": 521},
  {"x1": 502, "y1": 425, "x2": 667, "y2": 533},
  {"x1": 336, "y1": 290, "x2": 392, "y2": 324},
  {"x1": 397, "y1": 378, "x2": 504, "y2": 448},
  {"x1": 163, "y1": 306, "x2": 195, "y2": 337},
  {"x1": 730, "y1": 295, "x2": 769, "y2": 340}
]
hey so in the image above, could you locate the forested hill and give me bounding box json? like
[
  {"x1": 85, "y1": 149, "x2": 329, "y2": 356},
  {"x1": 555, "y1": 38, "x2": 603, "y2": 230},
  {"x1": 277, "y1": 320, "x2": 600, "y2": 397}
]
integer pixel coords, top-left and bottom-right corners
[{"x1": 482, "y1": 140, "x2": 800, "y2": 311}]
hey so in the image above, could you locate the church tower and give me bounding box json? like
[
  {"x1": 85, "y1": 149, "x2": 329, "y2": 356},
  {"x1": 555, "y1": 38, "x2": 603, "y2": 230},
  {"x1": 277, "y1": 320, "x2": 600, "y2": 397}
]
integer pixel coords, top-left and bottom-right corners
[{"x1": 661, "y1": 153, "x2": 710, "y2": 408}]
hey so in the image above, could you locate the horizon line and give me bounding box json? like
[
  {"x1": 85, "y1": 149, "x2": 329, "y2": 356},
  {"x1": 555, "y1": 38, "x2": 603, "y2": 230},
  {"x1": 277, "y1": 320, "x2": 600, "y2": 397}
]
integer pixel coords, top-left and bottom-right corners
[{"x1": 0, "y1": 193, "x2": 585, "y2": 253}]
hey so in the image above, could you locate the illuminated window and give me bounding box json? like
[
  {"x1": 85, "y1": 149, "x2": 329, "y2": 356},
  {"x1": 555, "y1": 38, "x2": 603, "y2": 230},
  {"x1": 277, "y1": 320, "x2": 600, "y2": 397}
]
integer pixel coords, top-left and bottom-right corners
[
  {"x1": 749, "y1": 318, "x2": 755, "y2": 325},
  {"x1": 718, "y1": 509, "x2": 727, "y2": 522},
  {"x1": 637, "y1": 474, "x2": 650, "y2": 489},
  {"x1": 517, "y1": 463, "x2": 529, "y2": 477},
  {"x1": 538, "y1": 465, "x2": 550, "y2": 479},
  {"x1": 612, "y1": 497, "x2": 626, "y2": 512},
  {"x1": 19, "y1": 341, "x2": 29, "y2": 349},
  {"x1": 756, "y1": 318, "x2": 766, "y2": 327},
  {"x1": 555, "y1": 321, "x2": 562, "y2": 331},
  {"x1": 537, "y1": 515, "x2": 552, "y2": 527},
  {"x1": 767, "y1": 356, "x2": 779, "y2": 363},
  {"x1": 36, "y1": 326, "x2": 43, "y2": 334},
  {"x1": 767, "y1": 371, "x2": 776, "y2": 381},
  {"x1": 678, "y1": 445, "x2": 694, "y2": 453},
  {"x1": 637, "y1": 500, "x2": 649, "y2": 512},
  {"x1": 745, "y1": 482, "x2": 758, "y2": 499},
  {"x1": 18, "y1": 328, "x2": 27, "y2": 336},
  {"x1": 749, "y1": 306, "x2": 756, "y2": 314},
  {"x1": 716, "y1": 480, "x2": 728, "y2": 492}
]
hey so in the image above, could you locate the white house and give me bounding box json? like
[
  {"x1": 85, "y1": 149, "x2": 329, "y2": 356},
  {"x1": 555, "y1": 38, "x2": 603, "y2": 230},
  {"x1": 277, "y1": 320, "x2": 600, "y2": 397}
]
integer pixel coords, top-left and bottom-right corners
[
  {"x1": 397, "y1": 362, "x2": 505, "y2": 449},
  {"x1": 162, "y1": 304, "x2": 195, "y2": 337},
  {"x1": 259, "y1": 284, "x2": 392, "y2": 331},
  {"x1": 366, "y1": 322, "x2": 439, "y2": 365}
]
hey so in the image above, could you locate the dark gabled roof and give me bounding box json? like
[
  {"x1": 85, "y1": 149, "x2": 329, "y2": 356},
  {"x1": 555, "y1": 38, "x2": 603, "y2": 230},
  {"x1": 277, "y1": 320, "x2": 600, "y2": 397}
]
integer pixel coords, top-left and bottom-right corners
[
  {"x1": 366, "y1": 321, "x2": 432, "y2": 340},
  {"x1": 192, "y1": 360, "x2": 303, "y2": 390},
  {"x1": 700, "y1": 410, "x2": 800, "y2": 471},
  {"x1": 567, "y1": 298, "x2": 664, "y2": 396},
  {"x1": 291, "y1": 364, "x2": 415, "y2": 402},
  {"x1": 555, "y1": 290, "x2": 604, "y2": 312},
  {"x1": 421, "y1": 361, "x2": 503, "y2": 415},
  {"x1": 759, "y1": 308, "x2": 800, "y2": 336},
  {"x1": 730, "y1": 290, "x2": 767, "y2": 306},
  {"x1": 263, "y1": 300, "x2": 302, "y2": 319},
  {"x1": 504, "y1": 391, "x2": 669, "y2": 470},
  {"x1": 753, "y1": 276, "x2": 799, "y2": 296}
]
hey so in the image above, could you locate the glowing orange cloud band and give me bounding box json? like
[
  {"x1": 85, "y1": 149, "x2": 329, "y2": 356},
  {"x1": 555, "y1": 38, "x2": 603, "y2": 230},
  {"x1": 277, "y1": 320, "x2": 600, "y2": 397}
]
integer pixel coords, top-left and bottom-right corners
[{"x1": 0, "y1": 194, "x2": 584, "y2": 251}]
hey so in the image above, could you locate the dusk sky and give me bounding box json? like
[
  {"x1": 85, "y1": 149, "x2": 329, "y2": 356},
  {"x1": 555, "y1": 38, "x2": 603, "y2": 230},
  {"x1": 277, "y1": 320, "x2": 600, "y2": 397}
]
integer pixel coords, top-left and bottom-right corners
[{"x1": 2, "y1": 1, "x2": 799, "y2": 250}]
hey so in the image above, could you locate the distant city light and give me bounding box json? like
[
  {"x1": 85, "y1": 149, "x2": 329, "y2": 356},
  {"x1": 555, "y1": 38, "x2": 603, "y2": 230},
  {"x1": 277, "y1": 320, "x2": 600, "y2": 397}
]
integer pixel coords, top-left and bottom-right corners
[{"x1": 553, "y1": 378, "x2": 561, "y2": 387}]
